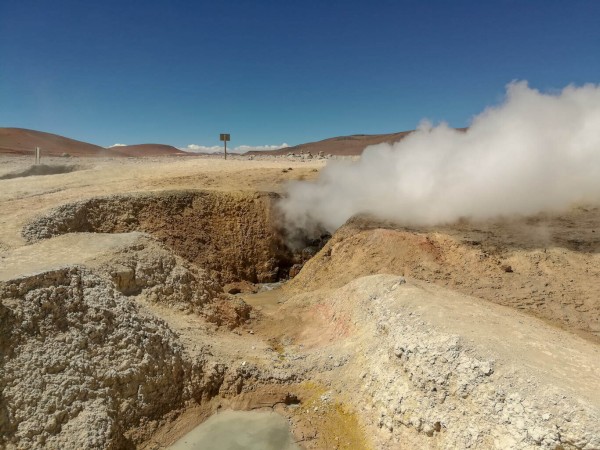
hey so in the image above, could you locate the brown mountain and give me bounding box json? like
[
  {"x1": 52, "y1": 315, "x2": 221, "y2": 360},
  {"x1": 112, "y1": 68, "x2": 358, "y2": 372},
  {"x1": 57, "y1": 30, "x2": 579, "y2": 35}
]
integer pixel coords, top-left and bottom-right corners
[
  {"x1": 0, "y1": 128, "x2": 188, "y2": 158},
  {"x1": 245, "y1": 128, "x2": 467, "y2": 156},
  {"x1": 0, "y1": 128, "x2": 119, "y2": 157},
  {"x1": 245, "y1": 131, "x2": 415, "y2": 156}
]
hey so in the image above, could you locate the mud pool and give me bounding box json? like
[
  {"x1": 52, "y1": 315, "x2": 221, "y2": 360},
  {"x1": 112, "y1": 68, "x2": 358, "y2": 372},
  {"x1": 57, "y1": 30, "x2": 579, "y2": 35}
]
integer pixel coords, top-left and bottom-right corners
[{"x1": 167, "y1": 410, "x2": 299, "y2": 450}]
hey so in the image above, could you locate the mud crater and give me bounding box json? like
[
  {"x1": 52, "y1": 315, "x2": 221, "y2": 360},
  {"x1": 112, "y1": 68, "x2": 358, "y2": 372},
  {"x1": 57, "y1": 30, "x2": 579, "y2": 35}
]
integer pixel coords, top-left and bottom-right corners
[{"x1": 22, "y1": 190, "x2": 326, "y2": 284}]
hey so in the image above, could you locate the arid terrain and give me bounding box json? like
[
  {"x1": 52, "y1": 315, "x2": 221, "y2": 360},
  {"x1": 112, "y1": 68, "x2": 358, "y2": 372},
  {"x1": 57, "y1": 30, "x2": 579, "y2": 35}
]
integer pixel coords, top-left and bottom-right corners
[{"x1": 0, "y1": 154, "x2": 599, "y2": 450}]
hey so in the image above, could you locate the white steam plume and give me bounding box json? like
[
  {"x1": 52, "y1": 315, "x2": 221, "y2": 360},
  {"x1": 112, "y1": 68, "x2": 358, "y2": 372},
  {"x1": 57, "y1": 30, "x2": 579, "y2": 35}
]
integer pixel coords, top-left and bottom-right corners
[{"x1": 279, "y1": 82, "x2": 600, "y2": 235}]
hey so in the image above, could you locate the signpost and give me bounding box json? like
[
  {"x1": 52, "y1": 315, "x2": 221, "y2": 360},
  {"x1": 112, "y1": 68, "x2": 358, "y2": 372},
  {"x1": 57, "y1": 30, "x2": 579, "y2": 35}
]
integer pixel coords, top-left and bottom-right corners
[
  {"x1": 220, "y1": 133, "x2": 230, "y2": 160},
  {"x1": 35, "y1": 147, "x2": 41, "y2": 165}
]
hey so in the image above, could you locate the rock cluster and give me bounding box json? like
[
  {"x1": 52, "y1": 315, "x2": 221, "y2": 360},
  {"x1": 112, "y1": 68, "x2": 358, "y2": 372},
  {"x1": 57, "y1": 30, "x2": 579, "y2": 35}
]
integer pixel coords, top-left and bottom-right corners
[
  {"x1": 91, "y1": 235, "x2": 252, "y2": 328},
  {"x1": 92, "y1": 235, "x2": 221, "y2": 312}
]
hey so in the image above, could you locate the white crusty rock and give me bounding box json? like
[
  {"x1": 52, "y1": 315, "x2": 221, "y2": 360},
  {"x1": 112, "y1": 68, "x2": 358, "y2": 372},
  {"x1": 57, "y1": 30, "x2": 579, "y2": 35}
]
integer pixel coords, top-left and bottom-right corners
[
  {"x1": 311, "y1": 275, "x2": 600, "y2": 450},
  {"x1": 0, "y1": 267, "x2": 189, "y2": 450}
]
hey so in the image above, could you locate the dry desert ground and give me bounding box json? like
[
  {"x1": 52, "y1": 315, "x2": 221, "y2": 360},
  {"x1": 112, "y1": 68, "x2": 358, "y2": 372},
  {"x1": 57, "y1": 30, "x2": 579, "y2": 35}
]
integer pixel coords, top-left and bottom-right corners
[{"x1": 0, "y1": 155, "x2": 599, "y2": 450}]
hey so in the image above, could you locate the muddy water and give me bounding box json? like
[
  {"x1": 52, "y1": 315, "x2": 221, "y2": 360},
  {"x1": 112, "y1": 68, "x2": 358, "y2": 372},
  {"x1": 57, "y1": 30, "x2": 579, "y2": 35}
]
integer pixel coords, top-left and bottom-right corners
[
  {"x1": 242, "y1": 285, "x2": 283, "y2": 309},
  {"x1": 167, "y1": 410, "x2": 300, "y2": 450}
]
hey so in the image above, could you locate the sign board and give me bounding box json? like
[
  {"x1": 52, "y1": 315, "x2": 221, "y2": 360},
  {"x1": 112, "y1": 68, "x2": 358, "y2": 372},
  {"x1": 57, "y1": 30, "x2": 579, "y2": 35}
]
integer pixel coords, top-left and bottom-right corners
[{"x1": 220, "y1": 133, "x2": 230, "y2": 160}]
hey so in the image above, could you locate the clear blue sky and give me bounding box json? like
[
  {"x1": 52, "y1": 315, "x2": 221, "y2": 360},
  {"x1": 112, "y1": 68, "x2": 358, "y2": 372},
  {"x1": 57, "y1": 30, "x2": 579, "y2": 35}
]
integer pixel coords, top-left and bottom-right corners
[{"x1": 1, "y1": 0, "x2": 599, "y2": 149}]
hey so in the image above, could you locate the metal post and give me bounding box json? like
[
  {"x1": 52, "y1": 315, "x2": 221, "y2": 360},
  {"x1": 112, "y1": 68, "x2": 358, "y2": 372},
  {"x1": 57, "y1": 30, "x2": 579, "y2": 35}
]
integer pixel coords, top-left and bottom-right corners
[{"x1": 220, "y1": 133, "x2": 230, "y2": 160}]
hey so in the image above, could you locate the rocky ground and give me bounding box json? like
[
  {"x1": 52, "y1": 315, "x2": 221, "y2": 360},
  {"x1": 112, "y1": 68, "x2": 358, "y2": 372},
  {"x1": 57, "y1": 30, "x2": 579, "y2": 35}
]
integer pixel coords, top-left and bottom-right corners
[{"x1": 1, "y1": 155, "x2": 599, "y2": 450}]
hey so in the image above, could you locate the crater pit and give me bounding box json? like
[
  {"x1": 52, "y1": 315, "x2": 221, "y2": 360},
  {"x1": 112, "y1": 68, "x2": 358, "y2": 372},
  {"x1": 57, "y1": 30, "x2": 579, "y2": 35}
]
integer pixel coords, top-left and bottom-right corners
[{"x1": 22, "y1": 190, "x2": 320, "y2": 283}]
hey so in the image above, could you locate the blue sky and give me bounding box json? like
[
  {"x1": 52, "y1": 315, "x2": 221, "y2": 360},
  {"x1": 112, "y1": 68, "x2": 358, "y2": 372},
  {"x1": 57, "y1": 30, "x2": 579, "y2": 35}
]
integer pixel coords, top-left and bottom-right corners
[{"x1": 1, "y1": 0, "x2": 599, "y2": 149}]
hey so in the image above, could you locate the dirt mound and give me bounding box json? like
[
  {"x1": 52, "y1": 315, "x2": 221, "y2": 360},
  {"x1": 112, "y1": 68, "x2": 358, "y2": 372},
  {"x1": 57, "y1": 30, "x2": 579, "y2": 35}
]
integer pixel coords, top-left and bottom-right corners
[
  {"x1": 22, "y1": 190, "x2": 298, "y2": 283},
  {"x1": 289, "y1": 211, "x2": 600, "y2": 341},
  {"x1": 0, "y1": 164, "x2": 83, "y2": 180}
]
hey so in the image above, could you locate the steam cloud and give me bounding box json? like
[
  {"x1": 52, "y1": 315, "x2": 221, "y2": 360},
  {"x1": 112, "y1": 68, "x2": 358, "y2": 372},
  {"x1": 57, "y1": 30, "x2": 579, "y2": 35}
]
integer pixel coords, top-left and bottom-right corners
[{"x1": 279, "y1": 82, "x2": 600, "y2": 236}]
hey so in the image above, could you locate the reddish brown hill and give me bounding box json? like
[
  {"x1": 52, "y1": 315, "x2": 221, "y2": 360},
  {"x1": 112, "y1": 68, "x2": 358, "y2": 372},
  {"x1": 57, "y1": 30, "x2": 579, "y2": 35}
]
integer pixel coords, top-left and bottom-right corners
[
  {"x1": 245, "y1": 128, "x2": 467, "y2": 156},
  {"x1": 245, "y1": 131, "x2": 415, "y2": 156},
  {"x1": 110, "y1": 144, "x2": 187, "y2": 157},
  {"x1": 0, "y1": 128, "x2": 119, "y2": 157},
  {"x1": 0, "y1": 128, "x2": 189, "y2": 158}
]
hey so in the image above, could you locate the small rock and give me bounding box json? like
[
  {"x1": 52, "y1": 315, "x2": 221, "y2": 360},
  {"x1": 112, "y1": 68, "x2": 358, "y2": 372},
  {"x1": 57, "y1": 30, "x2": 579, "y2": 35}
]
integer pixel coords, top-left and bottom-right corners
[{"x1": 480, "y1": 362, "x2": 494, "y2": 376}]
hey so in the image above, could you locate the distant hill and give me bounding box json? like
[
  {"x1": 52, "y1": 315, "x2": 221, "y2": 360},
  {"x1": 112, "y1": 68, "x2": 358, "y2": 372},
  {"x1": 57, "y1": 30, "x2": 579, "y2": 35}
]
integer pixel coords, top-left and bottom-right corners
[
  {"x1": 244, "y1": 129, "x2": 467, "y2": 156},
  {"x1": 245, "y1": 131, "x2": 415, "y2": 156},
  {"x1": 0, "y1": 128, "x2": 118, "y2": 157},
  {"x1": 0, "y1": 128, "x2": 188, "y2": 158},
  {"x1": 109, "y1": 144, "x2": 187, "y2": 157},
  {"x1": 0, "y1": 127, "x2": 467, "y2": 159}
]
